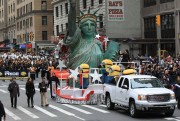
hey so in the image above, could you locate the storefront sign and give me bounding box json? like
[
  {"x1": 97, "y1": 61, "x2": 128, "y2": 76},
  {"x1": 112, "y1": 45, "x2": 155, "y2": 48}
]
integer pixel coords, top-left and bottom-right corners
[{"x1": 107, "y1": 0, "x2": 124, "y2": 21}]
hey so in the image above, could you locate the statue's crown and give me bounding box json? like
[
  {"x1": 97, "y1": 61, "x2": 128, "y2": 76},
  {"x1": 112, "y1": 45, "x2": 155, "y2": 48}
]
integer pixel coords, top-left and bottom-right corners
[{"x1": 79, "y1": 7, "x2": 99, "y2": 22}]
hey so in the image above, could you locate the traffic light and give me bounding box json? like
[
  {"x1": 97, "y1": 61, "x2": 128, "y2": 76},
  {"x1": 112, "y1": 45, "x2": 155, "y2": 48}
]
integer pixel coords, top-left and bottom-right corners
[{"x1": 156, "y1": 15, "x2": 161, "y2": 26}]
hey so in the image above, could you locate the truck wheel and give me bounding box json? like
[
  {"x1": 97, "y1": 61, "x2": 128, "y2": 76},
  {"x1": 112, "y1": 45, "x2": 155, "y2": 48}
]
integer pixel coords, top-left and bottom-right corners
[
  {"x1": 165, "y1": 109, "x2": 174, "y2": 117},
  {"x1": 129, "y1": 101, "x2": 138, "y2": 118},
  {"x1": 106, "y1": 95, "x2": 115, "y2": 110}
]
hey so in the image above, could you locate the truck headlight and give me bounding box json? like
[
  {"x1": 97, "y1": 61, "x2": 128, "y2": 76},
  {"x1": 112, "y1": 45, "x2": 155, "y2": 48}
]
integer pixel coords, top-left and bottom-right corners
[
  {"x1": 170, "y1": 93, "x2": 175, "y2": 100},
  {"x1": 138, "y1": 95, "x2": 147, "y2": 101}
]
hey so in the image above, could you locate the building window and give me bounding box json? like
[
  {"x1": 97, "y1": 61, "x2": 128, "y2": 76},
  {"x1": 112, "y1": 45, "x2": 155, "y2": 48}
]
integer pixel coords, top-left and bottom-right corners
[
  {"x1": 56, "y1": 25, "x2": 59, "y2": 36},
  {"x1": 66, "y1": 23, "x2": 68, "y2": 30},
  {"x1": 91, "y1": 0, "x2": 94, "y2": 6},
  {"x1": 99, "y1": 14, "x2": 103, "y2": 28},
  {"x1": 55, "y1": 6, "x2": 59, "y2": 17},
  {"x1": 144, "y1": 17, "x2": 157, "y2": 38},
  {"x1": 60, "y1": 5, "x2": 63, "y2": 16},
  {"x1": 65, "y1": 3, "x2": 68, "y2": 15},
  {"x1": 42, "y1": 16, "x2": 47, "y2": 25},
  {"x1": 30, "y1": 17, "x2": 33, "y2": 26},
  {"x1": 160, "y1": 0, "x2": 174, "y2": 4},
  {"x1": 42, "y1": 31, "x2": 47, "y2": 40},
  {"x1": 99, "y1": 0, "x2": 103, "y2": 4},
  {"x1": 41, "y1": 0, "x2": 47, "y2": 10},
  {"x1": 61, "y1": 24, "x2": 63, "y2": 32},
  {"x1": 161, "y1": 13, "x2": 175, "y2": 38},
  {"x1": 29, "y1": 2, "x2": 32, "y2": 12},
  {"x1": 144, "y1": 0, "x2": 156, "y2": 7},
  {"x1": 17, "y1": 22, "x2": 19, "y2": 31},
  {"x1": 83, "y1": 0, "x2": 87, "y2": 9}
]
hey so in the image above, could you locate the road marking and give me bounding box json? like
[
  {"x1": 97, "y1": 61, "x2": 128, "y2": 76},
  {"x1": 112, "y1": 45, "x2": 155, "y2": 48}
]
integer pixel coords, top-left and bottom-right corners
[
  {"x1": 0, "y1": 89, "x2": 8, "y2": 93},
  {"x1": 165, "y1": 118, "x2": 180, "y2": 121},
  {"x1": 5, "y1": 108, "x2": 21, "y2": 120},
  {"x1": 35, "y1": 88, "x2": 40, "y2": 91},
  {"x1": 49, "y1": 105, "x2": 85, "y2": 121},
  {"x1": 99, "y1": 105, "x2": 106, "y2": 107},
  {"x1": 20, "y1": 88, "x2": 25, "y2": 90},
  {"x1": 62, "y1": 104, "x2": 92, "y2": 114},
  {"x1": 17, "y1": 106, "x2": 39, "y2": 119},
  {"x1": 82, "y1": 105, "x2": 110, "y2": 113},
  {"x1": 34, "y1": 105, "x2": 57, "y2": 117}
]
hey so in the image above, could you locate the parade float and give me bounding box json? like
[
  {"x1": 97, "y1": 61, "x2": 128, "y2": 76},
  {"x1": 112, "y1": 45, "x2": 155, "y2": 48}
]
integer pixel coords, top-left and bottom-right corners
[{"x1": 51, "y1": 0, "x2": 139, "y2": 105}]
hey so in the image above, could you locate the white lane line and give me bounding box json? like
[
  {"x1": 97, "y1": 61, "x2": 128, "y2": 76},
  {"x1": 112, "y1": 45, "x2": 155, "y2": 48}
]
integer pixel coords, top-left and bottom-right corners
[
  {"x1": 165, "y1": 118, "x2": 180, "y2": 121},
  {"x1": 34, "y1": 105, "x2": 57, "y2": 117},
  {"x1": 20, "y1": 88, "x2": 25, "y2": 90},
  {"x1": 17, "y1": 106, "x2": 39, "y2": 119},
  {"x1": 62, "y1": 104, "x2": 92, "y2": 114},
  {"x1": 99, "y1": 105, "x2": 106, "y2": 107},
  {"x1": 35, "y1": 88, "x2": 40, "y2": 91},
  {"x1": 5, "y1": 108, "x2": 21, "y2": 120},
  {"x1": 82, "y1": 105, "x2": 110, "y2": 113},
  {"x1": 0, "y1": 89, "x2": 8, "y2": 93},
  {"x1": 49, "y1": 105, "x2": 85, "y2": 121}
]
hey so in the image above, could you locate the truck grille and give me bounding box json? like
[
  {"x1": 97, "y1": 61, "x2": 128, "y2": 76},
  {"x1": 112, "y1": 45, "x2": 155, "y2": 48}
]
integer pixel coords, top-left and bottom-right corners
[{"x1": 147, "y1": 94, "x2": 170, "y2": 102}]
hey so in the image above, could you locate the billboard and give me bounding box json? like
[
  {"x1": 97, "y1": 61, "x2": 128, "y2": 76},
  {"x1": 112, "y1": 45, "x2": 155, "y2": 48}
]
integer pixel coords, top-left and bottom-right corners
[{"x1": 107, "y1": 0, "x2": 124, "y2": 21}]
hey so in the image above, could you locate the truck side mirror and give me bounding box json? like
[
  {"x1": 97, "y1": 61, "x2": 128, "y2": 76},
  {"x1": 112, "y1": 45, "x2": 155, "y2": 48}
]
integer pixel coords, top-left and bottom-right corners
[{"x1": 122, "y1": 85, "x2": 129, "y2": 90}]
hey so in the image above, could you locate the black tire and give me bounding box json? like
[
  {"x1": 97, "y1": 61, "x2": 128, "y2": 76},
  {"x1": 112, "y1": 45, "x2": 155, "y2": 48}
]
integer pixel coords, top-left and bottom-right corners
[
  {"x1": 106, "y1": 95, "x2": 115, "y2": 110},
  {"x1": 129, "y1": 101, "x2": 139, "y2": 118},
  {"x1": 165, "y1": 109, "x2": 175, "y2": 117}
]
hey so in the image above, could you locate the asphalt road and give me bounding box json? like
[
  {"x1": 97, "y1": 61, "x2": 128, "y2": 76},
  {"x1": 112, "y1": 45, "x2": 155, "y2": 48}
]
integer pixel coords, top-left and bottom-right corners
[{"x1": 0, "y1": 77, "x2": 180, "y2": 121}]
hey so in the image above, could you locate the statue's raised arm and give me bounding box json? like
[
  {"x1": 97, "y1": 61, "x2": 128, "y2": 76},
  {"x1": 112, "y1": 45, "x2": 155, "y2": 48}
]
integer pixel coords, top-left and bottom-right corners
[{"x1": 68, "y1": 0, "x2": 77, "y2": 37}]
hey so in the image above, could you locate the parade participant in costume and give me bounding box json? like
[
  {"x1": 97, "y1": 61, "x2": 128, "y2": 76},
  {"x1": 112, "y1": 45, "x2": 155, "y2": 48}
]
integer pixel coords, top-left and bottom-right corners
[
  {"x1": 78, "y1": 63, "x2": 90, "y2": 89},
  {"x1": 122, "y1": 69, "x2": 137, "y2": 75},
  {"x1": 25, "y1": 77, "x2": 35, "y2": 108},
  {"x1": 8, "y1": 77, "x2": 20, "y2": 109},
  {"x1": 29, "y1": 62, "x2": 37, "y2": 81},
  {"x1": 49, "y1": 72, "x2": 60, "y2": 99},
  {"x1": 0, "y1": 100, "x2": 6, "y2": 121},
  {"x1": 63, "y1": 0, "x2": 119, "y2": 69},
  {"x1": 99, "y1": 59, "x2": 113, "y2": 84},
  {"x1": 107, "y1": 65, "x2": 121, "y2": 84}
]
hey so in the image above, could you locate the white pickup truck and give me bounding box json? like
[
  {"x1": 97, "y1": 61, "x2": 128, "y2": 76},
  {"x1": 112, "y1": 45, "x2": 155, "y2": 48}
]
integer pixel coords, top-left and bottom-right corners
[{"x1": 104, "y1": 75, "x2": 177, "y2": 117}]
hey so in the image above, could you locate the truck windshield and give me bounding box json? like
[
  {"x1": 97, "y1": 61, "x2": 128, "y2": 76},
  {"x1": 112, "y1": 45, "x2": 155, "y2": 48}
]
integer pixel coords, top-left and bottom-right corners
[{"x1": 131, "y1": 78, "x2": 164, "y2": 89}]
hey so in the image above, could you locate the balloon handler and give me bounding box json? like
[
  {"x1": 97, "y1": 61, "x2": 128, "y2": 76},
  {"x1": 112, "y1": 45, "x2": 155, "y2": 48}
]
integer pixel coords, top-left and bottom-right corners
[
  {"x1": 99, "y1": 59, "x2": 113, "y2": 84},
  {"x1": 106, "y1": 65, "x2": 121, "y2": 84},
  {"x1": 78, "y1": 64, "x2": 90, "y2": 89}
]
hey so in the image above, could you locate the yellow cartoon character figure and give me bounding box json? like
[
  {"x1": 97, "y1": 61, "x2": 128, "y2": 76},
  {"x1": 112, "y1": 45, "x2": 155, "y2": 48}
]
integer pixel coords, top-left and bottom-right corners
[
  {"x1": 78, "y1": 63, "x2": 90, "y2": 89},
  {"x1": 123, "y1": 69, "x2": 137, "y2": 75},
  {"x1": 100, "y1": 59, "x2": 113, "y2": 84},
  {"x1": 107, "y1": 65, "x2": 121, "y2": 84}
]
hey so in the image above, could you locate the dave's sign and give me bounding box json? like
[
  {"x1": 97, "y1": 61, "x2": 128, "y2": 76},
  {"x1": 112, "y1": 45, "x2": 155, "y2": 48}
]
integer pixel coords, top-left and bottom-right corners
[{"x1": 107, "y1": 0, "x2": 124, "y2": 21}]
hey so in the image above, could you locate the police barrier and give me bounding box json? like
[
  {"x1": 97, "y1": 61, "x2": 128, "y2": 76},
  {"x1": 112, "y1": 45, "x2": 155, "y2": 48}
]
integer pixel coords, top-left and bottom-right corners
[{"x1": 0, "y1": 70, "x2": 28, "y2": 80}]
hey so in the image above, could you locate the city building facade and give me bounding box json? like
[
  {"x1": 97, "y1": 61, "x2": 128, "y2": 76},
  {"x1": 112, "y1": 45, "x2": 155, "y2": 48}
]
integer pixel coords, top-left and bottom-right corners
[{"x1": 0, "y1": 0, "x2": 55, "y2": 51}]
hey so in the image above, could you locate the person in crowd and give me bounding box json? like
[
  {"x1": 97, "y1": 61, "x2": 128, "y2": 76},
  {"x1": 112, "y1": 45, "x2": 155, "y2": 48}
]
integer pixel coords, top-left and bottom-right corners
[
  {"x1": 48, "y1": 72, "x2": 60, "y2": 99},
  {"x1": 38, "y1": 77, "x2": 49, "y2": 107},
  {"x1": 121, "y1": 50, "x2": 130, "y2": 67},
  {"x1": 8, "y1": 77, "x2": 20, "y2": 108},
  {"x1": 25, "y1": 77, "x2": 35, "y2": 108},
  {"x1": 0, "y1": 100, "x2": 6, "y2": 121},
  {"x1": 29, "y1": 64, "x2": 37, "y2": 81},
  {"x1": 173, "y1": 76, "x2": 180, "y2": 109},
  {"x1": 46, "y1": 63, "x2": 54, "y2": 82}
]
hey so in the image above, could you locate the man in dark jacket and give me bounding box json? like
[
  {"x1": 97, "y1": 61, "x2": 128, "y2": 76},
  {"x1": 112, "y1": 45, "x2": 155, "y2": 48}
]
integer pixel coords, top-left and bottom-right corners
[
  {"x1": 48, "y1": 72, "x2": 60, "y2": 99},
  {"x1": 174, "y1": 80, "x2": 180, "y2": 109},
  {"x1": 8, "y1": 77, "x2": 20, "y2": 108},
  {"x1": 0, "y1": 100, "x2": 6, "y2": 121}
]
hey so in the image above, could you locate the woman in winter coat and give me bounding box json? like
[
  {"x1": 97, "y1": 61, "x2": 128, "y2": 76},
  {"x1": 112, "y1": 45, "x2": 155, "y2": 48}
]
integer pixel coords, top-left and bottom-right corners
[{"x1": 25, "y1": 77, "x2": 35, "y2": 108}]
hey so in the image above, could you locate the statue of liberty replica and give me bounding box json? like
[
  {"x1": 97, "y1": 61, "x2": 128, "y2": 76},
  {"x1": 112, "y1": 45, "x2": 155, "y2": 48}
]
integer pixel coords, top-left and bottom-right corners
[{"x1": 63, "y1": 0, "x2": 120, "y2": 69}]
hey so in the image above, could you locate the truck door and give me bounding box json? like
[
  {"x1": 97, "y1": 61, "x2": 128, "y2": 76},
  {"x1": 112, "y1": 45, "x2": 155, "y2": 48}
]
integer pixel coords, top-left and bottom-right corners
[
  {"x1": 115, "y1": 77, "x2": 124, "y2": 103},
  {"x1": 120, "y1": 78, "x2": 130, "y2": 106}
]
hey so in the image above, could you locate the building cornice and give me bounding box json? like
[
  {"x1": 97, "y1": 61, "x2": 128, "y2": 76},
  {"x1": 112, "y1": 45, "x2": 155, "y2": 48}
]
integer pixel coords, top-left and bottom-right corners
[{"x1": 16, "y1": 10, "x2": 53, "y2": 20}]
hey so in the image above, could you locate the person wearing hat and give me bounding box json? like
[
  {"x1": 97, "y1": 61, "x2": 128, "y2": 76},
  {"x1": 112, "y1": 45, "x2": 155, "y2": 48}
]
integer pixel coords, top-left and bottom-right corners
[{"x1": 0, "y1": 100, "x2": 6, "y2": 121}]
